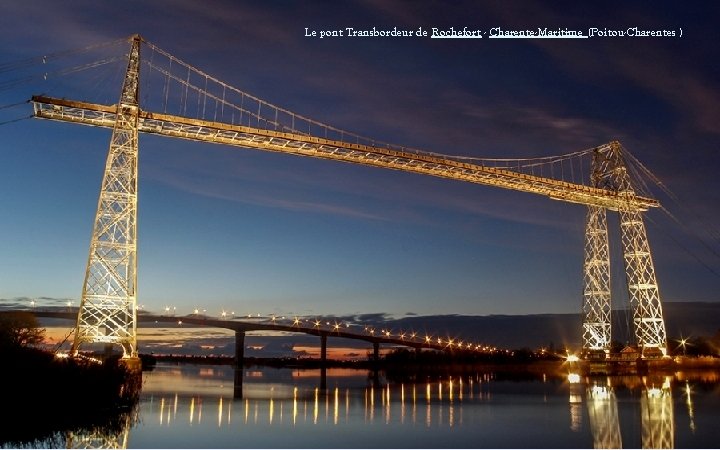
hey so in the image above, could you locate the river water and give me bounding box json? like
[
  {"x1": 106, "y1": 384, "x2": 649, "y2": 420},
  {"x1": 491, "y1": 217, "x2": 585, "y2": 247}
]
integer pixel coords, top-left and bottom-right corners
[{"x1": 19, "y1": 363, "x2": 720, "y2": 448}]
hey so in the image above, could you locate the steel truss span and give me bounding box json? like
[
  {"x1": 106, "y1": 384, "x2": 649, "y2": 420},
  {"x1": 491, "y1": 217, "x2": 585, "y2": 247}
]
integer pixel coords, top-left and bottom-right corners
[
  {"x1": 31, "y1": 96, "x2": 657, "y2": 212},
  {"x1": 30, "y1": 35, "x2": 667, "y2": 359}
]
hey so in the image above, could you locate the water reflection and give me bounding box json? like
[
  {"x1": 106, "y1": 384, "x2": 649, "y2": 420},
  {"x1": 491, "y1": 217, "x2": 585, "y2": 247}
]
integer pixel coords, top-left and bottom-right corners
[
  {"x1": 585, "y1": 379, "x2": 622, "y2": 449},
  {"x1": 683, "y1": 380, "x2": 695, "y2": 433},
  {"x1": 642, "y1": 377, "x2": 674, "y2": 449},
  {"x1": 571, "y1": 374, "x2": 677, "y2": 449},
  {"x1": 9, "y1": 364, "x2": 719, "y2": 448},
  {"x1": 142, "y1": 372, "x2": 490, "y2": 429},
  {"x1": 66, "y1": 411, "x2": 134, "y2": 449}
]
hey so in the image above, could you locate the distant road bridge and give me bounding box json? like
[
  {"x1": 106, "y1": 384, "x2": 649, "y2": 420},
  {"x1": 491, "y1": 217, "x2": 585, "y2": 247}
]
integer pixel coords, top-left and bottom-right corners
[{"x1": 4, "y1": 309, "x2": 486, "y2": 365}]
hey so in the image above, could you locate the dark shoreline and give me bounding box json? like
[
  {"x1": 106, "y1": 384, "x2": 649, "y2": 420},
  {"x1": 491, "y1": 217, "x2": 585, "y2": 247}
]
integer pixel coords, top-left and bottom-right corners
[
  {"x1": 142, "y1": 353, "x2": 720, "y2": 377},
  {"x1": 0, "y1": 347, "x2": 139, "y2": 447}
]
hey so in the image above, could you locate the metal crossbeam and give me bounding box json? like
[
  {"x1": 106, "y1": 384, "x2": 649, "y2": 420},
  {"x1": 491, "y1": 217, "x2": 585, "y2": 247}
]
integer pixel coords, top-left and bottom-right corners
[{"x1": 31, "y1": 96, "x2": 658, "y2": 212}]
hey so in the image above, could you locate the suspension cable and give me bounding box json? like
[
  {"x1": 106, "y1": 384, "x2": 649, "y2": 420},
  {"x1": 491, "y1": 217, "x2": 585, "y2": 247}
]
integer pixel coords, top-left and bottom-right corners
[
  {"x1": 0, "y1": 37, "x2": 126, "y2": 75},
  {"x1": 0, "y1": 115, "x2": 32, "y2": 127},
  {"x1": 143, "y1": 38, "x2": 608, "y2": 171},
  {"x1": 0, "y1": 56, "x2": 125, "y2": 92},
  {"x1": 645, "y1": 213, "x2": 720, "y2": 279},
  {"x1": 0, "y1": 100, "x2": 28, "y2": 111}
]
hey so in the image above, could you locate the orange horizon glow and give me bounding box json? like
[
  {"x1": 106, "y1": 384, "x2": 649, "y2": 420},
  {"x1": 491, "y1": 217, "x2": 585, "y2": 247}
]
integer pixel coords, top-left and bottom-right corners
[{"x1": 40, "y1": 326, "x2": 384, "y2": 361}]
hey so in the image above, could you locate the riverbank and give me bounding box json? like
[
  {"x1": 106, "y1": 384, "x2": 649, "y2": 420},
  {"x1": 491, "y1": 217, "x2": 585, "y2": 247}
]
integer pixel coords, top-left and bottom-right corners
[
  {"x1": 0, "y1": 347, "x2": 139, "y2": 447},
  {"x1": 142, "y1": 352, "x2": 720, "y2": 380}
]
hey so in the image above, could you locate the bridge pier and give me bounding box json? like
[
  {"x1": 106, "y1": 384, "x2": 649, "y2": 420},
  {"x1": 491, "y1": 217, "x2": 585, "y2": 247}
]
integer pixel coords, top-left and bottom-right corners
[
  {"x1": 118, "y1": 356, "x2": 142, "y2": 373},
  {"x1": 234, "y1": 331, "x2": 245, "y2": 399},
  {"x1": 373, "y1": 342, "x2": 380, "y2": 362},
  {"x1": 320, "y1": 334, "x2": 327, "y2": 366},
  {"x1": 235, "y1": 330, "x2": 245, "y2": 368}
]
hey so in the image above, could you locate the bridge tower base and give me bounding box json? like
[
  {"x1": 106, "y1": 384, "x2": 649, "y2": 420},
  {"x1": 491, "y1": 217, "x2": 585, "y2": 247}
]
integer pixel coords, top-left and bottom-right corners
[
  {"x1": 118, "y1": 357, "x2": 142, "y2": 374},
  {"x1": 581, "y1": 142, "x2": 667, "y2": 358}
]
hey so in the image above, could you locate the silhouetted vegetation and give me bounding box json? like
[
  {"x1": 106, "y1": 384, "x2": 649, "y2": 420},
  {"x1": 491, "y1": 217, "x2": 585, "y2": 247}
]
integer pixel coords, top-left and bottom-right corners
[
  {"x1": 0, "y1": 314, "x2": 139, "y2": 447},
  {"x1": 380, "y1": 347, "x2": 565, "y2": 381},
  {"x1": 383, "y1": 347, "x2": 562, "y2": 365},
  {"x1": 0, "y1": 311, "x2": 45, "y2": 349}
]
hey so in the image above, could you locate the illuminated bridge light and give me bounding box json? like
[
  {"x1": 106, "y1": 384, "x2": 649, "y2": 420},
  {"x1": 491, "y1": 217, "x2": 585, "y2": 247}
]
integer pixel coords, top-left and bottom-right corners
[{"x1": 293, "y1": 317, "x2": 300, "y2": 326}]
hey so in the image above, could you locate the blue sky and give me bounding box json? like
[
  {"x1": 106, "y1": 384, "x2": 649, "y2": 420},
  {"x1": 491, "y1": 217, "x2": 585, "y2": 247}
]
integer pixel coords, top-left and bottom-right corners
[{"x1": 0, "y1": 1, "x2": 718, "y2": 319}]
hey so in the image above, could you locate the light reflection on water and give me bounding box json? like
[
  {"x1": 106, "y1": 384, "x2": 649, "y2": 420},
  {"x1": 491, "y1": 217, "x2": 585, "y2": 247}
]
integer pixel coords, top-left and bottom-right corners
[{"x1": 18, "y1": 364, "x2": 720, "y2": 449}]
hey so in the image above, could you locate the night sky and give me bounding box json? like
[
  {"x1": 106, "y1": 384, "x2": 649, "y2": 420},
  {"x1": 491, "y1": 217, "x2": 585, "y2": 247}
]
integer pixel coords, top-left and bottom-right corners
[{"x1": 1, "y1": 1, "x2": 718, "y2": 320}]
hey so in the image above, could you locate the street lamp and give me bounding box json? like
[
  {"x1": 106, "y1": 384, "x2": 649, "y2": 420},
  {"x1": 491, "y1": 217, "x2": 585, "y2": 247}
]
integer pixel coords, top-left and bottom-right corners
[{"x1": 679, "y1": 338, "x2": 688, "y2": 356}]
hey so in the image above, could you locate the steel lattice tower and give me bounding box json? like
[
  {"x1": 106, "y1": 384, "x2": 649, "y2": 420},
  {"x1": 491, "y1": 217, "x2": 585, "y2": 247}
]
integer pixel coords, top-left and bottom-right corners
[
  {"x1": 70, "y1": 35, "x2": 141, "y2": 358},
  {"x1": 582, "y1": 203, "x2": 612, "y2": 355},
  {"x1": 582, "y1": 142, "x2": 667, "y2": 357}
]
